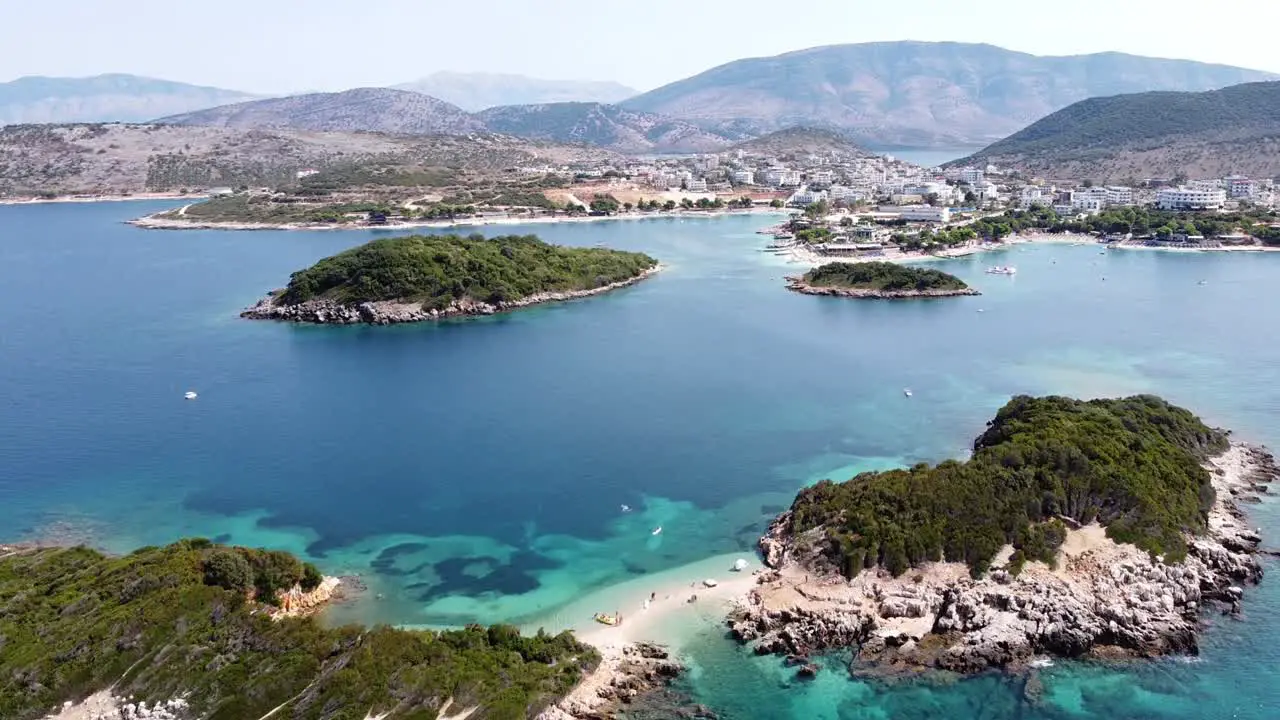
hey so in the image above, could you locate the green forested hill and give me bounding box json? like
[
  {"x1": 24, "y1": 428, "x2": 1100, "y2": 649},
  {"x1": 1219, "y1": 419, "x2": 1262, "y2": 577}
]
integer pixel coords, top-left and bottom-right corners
[
  {"x1": 787, "y1": 395, "x2": 1228, "y2": 578},
  {"x1": 956, "y1": 81, "x2": 1280, "y2": 180},
  {"x1": 277, "y1": 233, "x2": 658, "y2": 308},
  {"x1": 0, "y1": 541, "x2": 596, "y2": 720}
]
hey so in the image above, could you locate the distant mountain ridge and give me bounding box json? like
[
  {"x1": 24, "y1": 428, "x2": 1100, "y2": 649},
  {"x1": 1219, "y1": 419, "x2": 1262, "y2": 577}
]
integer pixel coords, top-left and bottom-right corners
[
  {"x1": 0, "y1": 74, "x2": 257, "y2": 125},
  {"x1": 156, "y1": 88, "x2": 485, "y2": 135},
  {"x1": 158, "y1": 89, "x2": 731, "y2": 153},
  {"x1": 728, "y1": 127, "x2": 875, "y2": 158},
  {"x1": 622, "y1": 42, "x2": 1278, "y2": 148},
  {"x1": 476, "y1": 102, "x2": 739, "y2": 153},
  {"x1": 953, "y1": 81, "x2": 1280, "y2": 181},
  {"x1": 396, "y1": 72, "x2": 637, "y2": 111}
]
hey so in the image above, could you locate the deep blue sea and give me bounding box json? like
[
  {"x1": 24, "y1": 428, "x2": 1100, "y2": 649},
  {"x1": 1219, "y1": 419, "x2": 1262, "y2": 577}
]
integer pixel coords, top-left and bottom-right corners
[{"x1": 2, "y1": 201, "x2": 1279, "y2": 718}]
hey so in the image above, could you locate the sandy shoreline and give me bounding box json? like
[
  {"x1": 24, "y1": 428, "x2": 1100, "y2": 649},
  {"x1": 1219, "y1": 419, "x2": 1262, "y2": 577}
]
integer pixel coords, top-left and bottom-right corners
[
  {"x1": 776, "y1": 232, "x2": 1098, "y2": 268},
  {"x1": 129, "y1": 207, "x2": 785, "y2": 231},
  {"x1": 1, "y1": 192, "x2": 189, "y2": 206},
  {"x1": 777, "y1": 231, "x2": 1280, "y2": 268}
]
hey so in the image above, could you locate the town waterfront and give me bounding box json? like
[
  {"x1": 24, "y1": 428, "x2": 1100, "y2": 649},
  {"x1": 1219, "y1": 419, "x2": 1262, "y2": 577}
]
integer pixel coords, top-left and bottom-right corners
[{"x1": 2, "y1": 201, "x2": 1279, "y2": 718}]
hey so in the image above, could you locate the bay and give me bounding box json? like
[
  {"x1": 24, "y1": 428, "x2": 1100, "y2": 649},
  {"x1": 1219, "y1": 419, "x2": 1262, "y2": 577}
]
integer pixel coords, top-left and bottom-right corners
[{"x1": 1, "y1": 201, "x2": 1278, "y2": 718}]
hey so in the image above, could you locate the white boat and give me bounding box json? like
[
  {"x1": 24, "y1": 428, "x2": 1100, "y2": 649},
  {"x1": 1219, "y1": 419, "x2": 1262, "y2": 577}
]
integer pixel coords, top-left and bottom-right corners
[
  {"x1": 732, "y1": 558, "x2": 749, "y2": 572},
  {"x1": 620, "y1": 504, "x2": 631, "y2": 513},
  {"x1": 976, "y1": 309, "x2": 985, "y2": 313},
  {"x1": 651, "y1": 526, "x2": 663, "y2": 536},
  {"x1": 183, "y1": 391, "x2": 198, "y2": 400},
  {"x1": 703, "y1": 578, "x2": 719, "y2": 588},
  {"x1": 903, "y1": 388, "x2": 913, "y2": 398},
  {"x1": 1198, "y1": 280, "x2": 1208, "y2": 285},
  {"x1": 985, "y1": 266, "x2": 1017, "y2": 275}
]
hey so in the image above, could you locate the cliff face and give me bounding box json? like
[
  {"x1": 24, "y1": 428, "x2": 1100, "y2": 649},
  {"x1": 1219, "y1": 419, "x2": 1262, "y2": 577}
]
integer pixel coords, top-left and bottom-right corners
[{"x1": 732, "y1": 444, "x2": 1279, "y2": 675}]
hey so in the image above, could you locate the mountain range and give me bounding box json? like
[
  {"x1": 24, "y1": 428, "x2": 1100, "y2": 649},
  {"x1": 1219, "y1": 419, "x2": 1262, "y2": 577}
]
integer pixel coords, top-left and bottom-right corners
[
  {"x1": 157, "y1": 88, "x2": 486, "y2": 136},
  {"x1": 955, "y1": 81, "x2": 1280, "y2": 181},
  {"x1": 0, "y1": 74, "x2": 256, "y2": 125},
  {"x1": 395, "y1": 72, "x2": 637, "y2": 111},
  {"x1": 5, "y1": 42, "x2": 1278, "y2": 155},
  {"x1": 622, "y1": 42, "x2": 1277, "y2": 147}
]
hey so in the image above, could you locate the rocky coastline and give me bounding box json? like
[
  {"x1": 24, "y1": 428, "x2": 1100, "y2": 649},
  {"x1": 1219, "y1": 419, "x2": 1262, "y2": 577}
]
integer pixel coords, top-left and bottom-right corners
[
  {"x1": 241, "y1": 265, "x2": 661, "y2": 325},
  {"x1": 537, "y1": 642, "x2": 711, "y2": 720},
  {"x1": 730, "y1": 443, "x2": 1278, "y2": 676},
  {"x1": 784, "y1": 276, "x2": 980, "y2": 299}
]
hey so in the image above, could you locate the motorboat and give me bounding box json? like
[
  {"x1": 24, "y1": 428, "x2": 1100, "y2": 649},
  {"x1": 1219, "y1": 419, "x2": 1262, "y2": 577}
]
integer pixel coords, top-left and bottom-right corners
[
  {"x1": 651, "y1": 526, "x2": 663, "y2": 536},
  {"x1": 985, "y1": 266, "x2": 1017, "y2": 275},
  {"x1": 620, "y1": 504, "x2": 631, "y2": 513},
  {"x1": 184, "y1": 391, "x2": 198, "y2": 400},
  {"x1": 903, "y1": 388, "x2": 913, "y2": 398}
]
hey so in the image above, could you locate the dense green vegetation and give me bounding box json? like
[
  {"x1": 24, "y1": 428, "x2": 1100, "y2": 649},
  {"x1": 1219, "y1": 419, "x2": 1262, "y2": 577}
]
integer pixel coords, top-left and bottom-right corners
[
  {"x1": 966, "y1": 205, "x2": 1279, "y2": 242},
  {"x1": 789, "y1": 395, "x2": 1228, "y2": 579},
  {"x1": 278, "y1": 233, "x2": 657, "y2": 308},
  {"x1": 966, "y1": 81, "x2": 1280, "y2": 160},
  {"x1": 0, "y1": 541, "x2": 597, "y2": 720},
  {"x1": 801, "y1": 261, "x2": 970, "y2": 292}
]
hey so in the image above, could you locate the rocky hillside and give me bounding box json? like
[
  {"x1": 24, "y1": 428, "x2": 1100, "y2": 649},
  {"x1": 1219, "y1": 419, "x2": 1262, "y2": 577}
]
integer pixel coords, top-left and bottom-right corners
[
  {"x1": 622, "y1": 42, "x2": 1277, "y2": 148},
  {"x1": 0, "y1": 74, "x2": 256, "y2": 126},
  {"x1": 158, "y1": 88, "x2": 485, "y2": 135},
  {"x1": 729, "y1": 127, "x2": 875, "y2": 158},
  {"x1": 0, "y1": 123, "x2": 613, "y2": 196},
  {"x1": 477, "y1": 102, "x2": 737, "y2": 153},
  {"x1": 396, "y1": 72, "x2": 637, "y2": 111},
  {"x1": 954, "y1": 81, "x2": 1280, "y2": 181}
]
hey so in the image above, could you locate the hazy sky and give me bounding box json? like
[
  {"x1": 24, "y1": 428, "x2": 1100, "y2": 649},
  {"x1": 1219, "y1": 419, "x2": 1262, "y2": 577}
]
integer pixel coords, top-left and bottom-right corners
[{"x1": 3, "y1": 0, "x2": 1278, "y2": 93}]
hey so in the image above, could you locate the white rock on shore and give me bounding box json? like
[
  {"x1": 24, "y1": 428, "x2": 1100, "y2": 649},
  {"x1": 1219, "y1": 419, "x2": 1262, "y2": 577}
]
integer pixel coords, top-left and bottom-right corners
[{"x1": 729, "y1": 443, "x2": 1279, "y2": 675}]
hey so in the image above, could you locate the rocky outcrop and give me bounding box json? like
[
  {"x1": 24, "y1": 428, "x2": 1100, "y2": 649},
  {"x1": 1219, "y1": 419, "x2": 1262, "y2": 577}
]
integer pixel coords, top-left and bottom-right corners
[
  {"x1": 242, "y1": 266, "x2": 660, "y2": 325},
  {"x1": 785, "y1": 277, "x2": 980, "y2": 299},
  {"x1": 541, "y1": 643, "x2": 686, "y2": 720},
  {"x1": 729, "y1": 443, "x2": 1278, "y2": 675},
  {"x1": 270, "y1": 576, "x2": 341, "y2": 620}
]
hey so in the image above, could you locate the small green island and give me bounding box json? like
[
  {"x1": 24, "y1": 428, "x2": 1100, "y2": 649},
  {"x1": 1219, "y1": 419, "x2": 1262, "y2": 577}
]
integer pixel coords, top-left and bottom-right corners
[
  {"x1": 0, "y1": 540, "x2": 597, "y2": 720},
  {"x1": 785, "y1": 261, "x2": 978, "y2": 299},
  {"x1": 242, "y1": 233, "x2": 659, "y2": 324}
]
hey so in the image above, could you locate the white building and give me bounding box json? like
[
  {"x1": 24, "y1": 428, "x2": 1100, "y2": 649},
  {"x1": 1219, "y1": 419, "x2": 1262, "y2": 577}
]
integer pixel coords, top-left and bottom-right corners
[
  {"x1": 696, "y1": 155, "x2": 720, "y2": 172},
  {"x1": 684, "y1": 178, "x2": 708, "y2": 192},
  {"x1": 886, "y1": 205, "x2": 951, "y2": 223},
  {"x1": 1225, "y1": 176, "x2": 1256, "y2": 199},
  {"x1": 1156, "y1": 187, "x2": 1228, "y2": 210},
  {"x1": 960, "y1": 167, "x2": 985, "y2": 185},
  {"x1": 763, "y1": 168, "x2": 802, "y2": 187},
  {"x1": 1104, "y1": 186, "x2": 1133, "y2": 206},
  {"x1": 789, "y1": 187, "x2": 828, "y2": 206},
  {"x1": 1020, "y1": 186, "x2": 1046, "y2": 208},
  {"x1": 731, "y1": 170, "x2": 755, "y2": 185},
  {"x1": 807, "y1": 170, "x2": 836, "y2": 185},
  {"x1": 827, "y1": 185, "x2": 866, "y2": 202}
]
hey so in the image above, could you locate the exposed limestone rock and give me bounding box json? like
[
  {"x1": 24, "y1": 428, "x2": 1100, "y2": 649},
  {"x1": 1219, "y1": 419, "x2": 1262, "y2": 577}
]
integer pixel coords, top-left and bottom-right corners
[{"x1": 729, "y1": 443, "x2": 1276, "y2": 675}]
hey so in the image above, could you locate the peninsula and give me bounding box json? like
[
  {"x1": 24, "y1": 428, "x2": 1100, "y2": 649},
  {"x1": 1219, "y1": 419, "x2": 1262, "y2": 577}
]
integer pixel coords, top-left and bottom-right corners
[
  {"x1": 0, "y1": 540, "x2": 599, "y2": 720},
  {"x1": 785, "y1": 261, "x2": 978, "y2": 299},
  {"x1": 242, "y1": 233, "x2": 659, "y2": 325},
  {"x1": 731, "y1": 395, "x2": 1279, "y2": 675}
]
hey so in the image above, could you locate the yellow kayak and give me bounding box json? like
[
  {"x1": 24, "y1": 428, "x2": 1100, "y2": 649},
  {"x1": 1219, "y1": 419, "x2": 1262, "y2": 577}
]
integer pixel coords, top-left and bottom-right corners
[{"x1": 593, "y1": 613, "x2": 619, "y2": 626}]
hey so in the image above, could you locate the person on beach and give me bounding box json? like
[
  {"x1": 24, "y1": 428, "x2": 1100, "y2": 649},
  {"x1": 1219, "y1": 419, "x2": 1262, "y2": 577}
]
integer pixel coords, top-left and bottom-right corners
[{"x1": 650, "y1": 591, "x2": 656, "y2": 601}]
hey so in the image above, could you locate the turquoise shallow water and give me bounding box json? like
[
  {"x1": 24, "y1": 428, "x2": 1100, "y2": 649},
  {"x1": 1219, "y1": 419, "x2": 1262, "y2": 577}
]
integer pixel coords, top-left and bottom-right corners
[{"x1": 2, "y1": 202, "x2": 1279, "y2": 718}]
